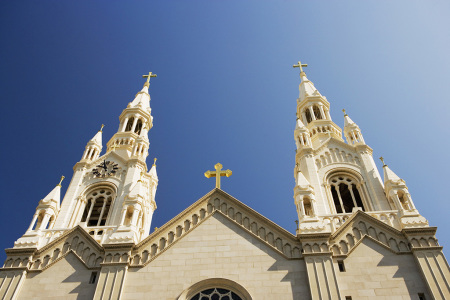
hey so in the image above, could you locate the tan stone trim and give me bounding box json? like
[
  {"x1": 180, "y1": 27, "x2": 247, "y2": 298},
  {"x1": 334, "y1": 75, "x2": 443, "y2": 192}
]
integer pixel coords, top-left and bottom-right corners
[
  {"x1": 411, "y1": 246, "x2": 443, "y2": 252},
  {"x1": 330, "y1": 210, "x2": 404, "y2": 242},
  {"x1": 402, "y1": 227, "x2": 438, "y2": 236},
  {"x1": 302, "y1": 251, "x2": 333, "y2": 257}
]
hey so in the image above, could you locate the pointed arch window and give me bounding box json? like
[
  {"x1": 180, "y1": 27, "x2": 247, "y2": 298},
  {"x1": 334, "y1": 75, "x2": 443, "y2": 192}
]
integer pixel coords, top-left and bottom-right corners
[
  {"x1": 305, "y1": 109, "x2": 312, "y2": 124},
  {"x1": 125, "y1": 117, "x2": 134, "y2": 132},
  {"x1": 313, "y1": 105, "x2": 322, "y2": 120},
  {"x1": 134, "y1": 119, "x2": 143, "y2": 134},
  {"x1": 329, "y1": 175, "x2": 365, "y2": 213},
  {"x1": 81, "y1": 188, "x2": 115, "y2": 226}
]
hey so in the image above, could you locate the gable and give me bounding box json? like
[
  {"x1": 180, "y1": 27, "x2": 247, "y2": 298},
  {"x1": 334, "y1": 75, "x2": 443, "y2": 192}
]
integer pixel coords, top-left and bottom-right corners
[
  {"x1": 328, "y1": 212, "x2": 410, "y2": 257},
  {"x1": 130, "y1": 189, "x2": 301, "y2": 267},
  {"x1": 123, "y1": 213, "x2": 310, "y2": 300},
  {"x1": 19, "y1": 252, "x2": 96, "y2": 300}
]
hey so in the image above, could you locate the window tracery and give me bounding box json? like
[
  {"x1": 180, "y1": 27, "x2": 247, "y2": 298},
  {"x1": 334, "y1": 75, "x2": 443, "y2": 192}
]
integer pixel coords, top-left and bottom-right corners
[
  {"x1": 305, "y1": 109, "x2": 312, "y2": 124},
  {"x1": 313, "y1": 105, "x2": 322, "y2": 120},
  {"x1": 190, "y1": 288, "x2": 242, "y2": 300},
  {"x1": 329, "y1": 175, "x2": 365, "y2": 213},
  {"x1": 81, "y1": 188, "x2": 115, "y2": 226}
]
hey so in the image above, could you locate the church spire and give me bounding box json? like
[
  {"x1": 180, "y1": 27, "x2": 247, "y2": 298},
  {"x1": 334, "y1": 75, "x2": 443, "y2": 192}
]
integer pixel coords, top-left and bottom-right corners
[{"x1": 106, "y1": 73, "x2": 156, "y2": 158}]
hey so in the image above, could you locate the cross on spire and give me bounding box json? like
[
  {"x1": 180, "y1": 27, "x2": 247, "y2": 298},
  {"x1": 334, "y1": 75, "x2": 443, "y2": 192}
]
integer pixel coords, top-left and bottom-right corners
[
  {"x1": 293, "y1": 61, "x2": 308, "y2": 73},
  {"x1": 142, "y1": 72, "x2": 157, "y2": 86},
  {"x1": 379, "y1": 156, "x2": 387, "y2": 166},
  {"x1": 204, "y1": 163, "x2": 232, "y2": 189}
]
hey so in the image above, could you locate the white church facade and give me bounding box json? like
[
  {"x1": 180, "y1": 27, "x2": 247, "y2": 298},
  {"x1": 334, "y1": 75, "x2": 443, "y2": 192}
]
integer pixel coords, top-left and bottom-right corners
[{"x1": 0, "y1": 66, "x2": 449, "y2": 299}]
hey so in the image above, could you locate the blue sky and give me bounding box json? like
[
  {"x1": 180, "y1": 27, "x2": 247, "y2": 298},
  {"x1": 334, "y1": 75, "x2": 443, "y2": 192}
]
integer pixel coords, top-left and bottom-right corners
[{"x1": 1, "y1": 1, "x2": 449, "y2": 261}]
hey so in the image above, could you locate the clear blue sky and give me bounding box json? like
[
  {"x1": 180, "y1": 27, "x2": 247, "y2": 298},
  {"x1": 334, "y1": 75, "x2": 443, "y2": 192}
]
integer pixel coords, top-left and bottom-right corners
[{"x1": 1, "y1": 1, "x2": 449, "y2": 261}]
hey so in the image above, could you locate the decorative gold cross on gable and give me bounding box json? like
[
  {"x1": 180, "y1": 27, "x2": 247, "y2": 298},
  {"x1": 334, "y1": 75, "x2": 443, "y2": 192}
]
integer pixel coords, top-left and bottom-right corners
[
  {"x1": 142, "y1": 72, "x2": 157, "y2": 86},
  {"x1": 204, "y1": 163, "x2": 232, "y2": 189},
  {"x1": 293, "y1": 61, "x2": 308, "y2": 73}
]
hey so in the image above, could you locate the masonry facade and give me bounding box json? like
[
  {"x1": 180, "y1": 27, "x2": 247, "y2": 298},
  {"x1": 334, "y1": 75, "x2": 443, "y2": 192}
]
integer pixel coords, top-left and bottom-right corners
[{"x1": 1, "y1": 68, "x2": 449, "y2": 300}]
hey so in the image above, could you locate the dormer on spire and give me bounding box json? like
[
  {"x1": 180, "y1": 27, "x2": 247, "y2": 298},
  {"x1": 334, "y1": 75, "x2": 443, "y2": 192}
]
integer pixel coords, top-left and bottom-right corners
[
  {"x1": 294, "y1": 169, "x2": 318, "y2": 223},
  {"x1": 343, "y1": 109, "x2": 365, "y2": 145},
  {"x1": 81, "y1": 125, "x2": 103, "y2": 161}
]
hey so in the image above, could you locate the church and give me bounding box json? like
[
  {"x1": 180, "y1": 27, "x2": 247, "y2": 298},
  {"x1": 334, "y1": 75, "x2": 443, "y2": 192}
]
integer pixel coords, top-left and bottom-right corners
[{"x1": 1, "y1": 64, "x2": 449, "y2": 300}]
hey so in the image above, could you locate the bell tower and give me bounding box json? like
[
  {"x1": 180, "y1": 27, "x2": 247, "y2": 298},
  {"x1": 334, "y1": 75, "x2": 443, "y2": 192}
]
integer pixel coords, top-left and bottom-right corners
[
  {"x1": 292, "y1": 63, "x2": 429, "y2": 233},
  {"x1": 14, "y1": 74, "x2": 159, "y2": 248}
]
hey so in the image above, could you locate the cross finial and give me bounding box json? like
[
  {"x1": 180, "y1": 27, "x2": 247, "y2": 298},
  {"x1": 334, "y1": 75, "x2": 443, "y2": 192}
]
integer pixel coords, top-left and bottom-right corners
[
  {"x1": 100, "y1": 124, "x2": 105, "y2": 132},
  {"x1": 204, "y1": 163, "x2": 232, "y2": 189},
  {"x1": 58, "y1": 176, "x2": 65, "y2": 187},
  {"x1": 110, "y1": 143, "x2": 119, "y2": 152},
  {"x1": 142, "y1": 72, "x2": 157, "y2": 86},
  {"x1": 342, "y1": 109, "x2": 348, "y2": 116},
  {"x1": 379, "y1": 156, "x2": 387, "y2": 166},
  {"x1": 153, "y1": 157, "x2": 157, "y2": 166},
  {"x1": 293, "y1": 61, "x2": 308, "y2": 73}
]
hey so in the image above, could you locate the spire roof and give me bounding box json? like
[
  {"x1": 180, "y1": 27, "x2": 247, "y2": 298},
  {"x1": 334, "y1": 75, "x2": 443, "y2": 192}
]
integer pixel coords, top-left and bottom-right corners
[
  {"x1": 88, "y1": 127, "x2": 103, "y2": 146},
  {"x1": 39, "y1": 179, "x2": 63, "y2": 209},
  {"x1": 298, "y1": 71, "x2": 321, "y2": 101},
  {"x1": 129, "y1": 84, "x2": 151, "y2": 110},
  {"x1": 149, "y1": 158, "x2": 158, "y2": 179},
  {"x1": 382, "y1": 164, "x2": 402, "y2": 184},
  {"x1": 343, "y1": 113, "x2": 356, "y2": 127}
]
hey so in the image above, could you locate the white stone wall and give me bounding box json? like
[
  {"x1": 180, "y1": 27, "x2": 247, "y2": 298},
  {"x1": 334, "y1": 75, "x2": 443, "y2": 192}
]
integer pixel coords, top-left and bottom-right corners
[
  {"x1": 336, "y1": 238, "x2": 430, "y2": 299},
  {"x1": 122, "y1": 213, "x2": 310, "y2": 299},
  {"x1": 18, "y1": 253, "x2": 96, "y2": 299}
]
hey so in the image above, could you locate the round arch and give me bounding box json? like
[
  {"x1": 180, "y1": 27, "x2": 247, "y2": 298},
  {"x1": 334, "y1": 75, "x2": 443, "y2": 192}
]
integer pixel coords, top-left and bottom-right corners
[{"x1": 178, "y1": 278, "x2": 252, "y2": 300}]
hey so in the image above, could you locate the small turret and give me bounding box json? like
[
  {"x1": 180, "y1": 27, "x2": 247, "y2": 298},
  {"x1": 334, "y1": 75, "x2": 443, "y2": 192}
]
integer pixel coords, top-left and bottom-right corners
[
  {"x1": 27, "y1": 176, "x2": 64, "y2": 232},
  {"x1": 343, "y1": 110, "x2": 365, "y2": 145},
  {"x1": 294, "y1": 118, "x2": 312, "y2": 149},
  {"x1": 380, "y1": 157, "x2": 417, "y2": 213},
  {"x1": 81, "y1": 125, "x2": 103, "y2": 161},
  {"x1": 294, "y1": 170, "x2": 317, "y2": 220}
]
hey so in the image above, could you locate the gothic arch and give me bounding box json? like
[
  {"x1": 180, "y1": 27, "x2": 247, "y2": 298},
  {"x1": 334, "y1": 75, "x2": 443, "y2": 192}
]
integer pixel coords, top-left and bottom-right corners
[
  {"x1": 324, "y1": 169, "x2": 369, "y2": 214},
  {"x1": 178, "y1": 278, "x2": 252, "y2": 300},
  {"x1": 79, "y1": 182, "x2": 118, "y2": 227}
]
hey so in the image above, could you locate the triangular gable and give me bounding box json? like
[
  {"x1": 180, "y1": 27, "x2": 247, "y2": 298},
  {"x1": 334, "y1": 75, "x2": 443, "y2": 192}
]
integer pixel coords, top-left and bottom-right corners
[
  {"x1": 314, "y1": 136, "x2": 372, "y2": 155},
  {"x1": 329, "y1": 211, "x2": 410, "y2": 257},
  {"x1": 27, "y1": 226, "x2": 104, "y2": 272},
  {"x1": 130, "y1": 189, "x2": 302, "y2": 266}
]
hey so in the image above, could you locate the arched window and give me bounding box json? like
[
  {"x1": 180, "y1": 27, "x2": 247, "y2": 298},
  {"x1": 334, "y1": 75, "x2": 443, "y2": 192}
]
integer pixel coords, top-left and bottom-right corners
[
  {"x1": 313, "y1": 105, "x2": 322, "y2": 120},
  {"x1": 179, "y1": 278, "x2": 252, "y2": 300},
  {"x1": 81, "y1": 188, "x2": 115, "y2": 227},
  {"x1": 329, "y1": 175, "x2": 365, "y2": 213},
  {"x1": 305, "y1": 109, "x2": 312, "y2": 124},
  {"x1": 303, "y1": 197, "x2": 313, "y2": 217},
  {"x1": 125, "y1": 117, "x2": 134, "y2": 132},
  {"x1": 134, "y1": 119, "x2": 143, "y2": 134}
]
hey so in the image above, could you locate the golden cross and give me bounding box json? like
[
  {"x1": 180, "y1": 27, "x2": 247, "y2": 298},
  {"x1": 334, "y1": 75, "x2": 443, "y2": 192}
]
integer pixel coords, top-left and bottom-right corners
[
  {"x1": 293, "y1": 61, "x2": 308, "y2": 73},
  {"x1": 379, "y1": 157, "x2": 386, "y2": 166},
  {"x1": 342, "y1": 109, "x2": 348, "y2": 116},
  {"x1": 100, "y1": 124, "x2": 105, "y2": 132},
  {"x1": 204, "y1": 163, "x2": 232, "y2": 189},
  {"x1": 142, "y1": 72, "x2": 157, "y2": 85},
  {"x1": 153, "y1": 158, "x2": 157, "y2": 166}
]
